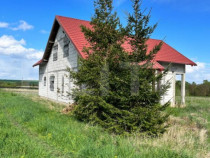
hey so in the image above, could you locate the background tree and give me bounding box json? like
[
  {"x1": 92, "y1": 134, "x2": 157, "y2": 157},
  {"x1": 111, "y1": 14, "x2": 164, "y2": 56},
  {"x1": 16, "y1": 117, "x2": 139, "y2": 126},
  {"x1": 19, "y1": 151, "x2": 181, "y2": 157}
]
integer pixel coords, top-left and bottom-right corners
[
  {"x1": 176, "y1": 80, "x2": 210, "y2": 97},
  {"x1": 69, "y1": 0, "x2": 170, "y2": 135}
]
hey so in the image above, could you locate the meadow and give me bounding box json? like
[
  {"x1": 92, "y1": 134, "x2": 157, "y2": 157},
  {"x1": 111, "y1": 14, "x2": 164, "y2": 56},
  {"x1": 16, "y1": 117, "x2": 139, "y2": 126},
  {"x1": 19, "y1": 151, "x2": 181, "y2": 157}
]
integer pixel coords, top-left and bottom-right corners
[{"x1": 0, "y1": 89, "x2": 209, "y2": 158}]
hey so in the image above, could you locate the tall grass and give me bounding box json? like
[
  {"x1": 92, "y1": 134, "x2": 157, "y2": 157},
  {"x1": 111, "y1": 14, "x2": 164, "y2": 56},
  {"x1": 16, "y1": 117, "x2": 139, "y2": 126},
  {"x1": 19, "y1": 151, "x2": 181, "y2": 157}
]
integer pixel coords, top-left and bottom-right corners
[
  {"x1": 172, "y1": 96, "x2": 210, "y2": 144},
  {"x1": 0, "y1": 90, "x2": 209, "y2": 157}
]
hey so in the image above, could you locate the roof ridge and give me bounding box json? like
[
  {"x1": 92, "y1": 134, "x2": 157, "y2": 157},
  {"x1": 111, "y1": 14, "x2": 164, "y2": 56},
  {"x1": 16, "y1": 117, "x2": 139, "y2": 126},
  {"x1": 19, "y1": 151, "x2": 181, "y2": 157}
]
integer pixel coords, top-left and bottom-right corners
[
  {"x1": 56, "y1": 15, "x2": 90, "y2": 23},
  {"x1": 149, "y1": 38, "x2": 162, "y2": 42}
]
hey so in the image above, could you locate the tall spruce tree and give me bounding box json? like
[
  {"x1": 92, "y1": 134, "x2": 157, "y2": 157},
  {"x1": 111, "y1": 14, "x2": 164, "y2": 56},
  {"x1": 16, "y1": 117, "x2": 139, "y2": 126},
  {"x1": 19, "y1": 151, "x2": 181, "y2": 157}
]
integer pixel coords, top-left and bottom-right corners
[{"x1": 69, "y1": 0, "x2": 170, "y2": 135}]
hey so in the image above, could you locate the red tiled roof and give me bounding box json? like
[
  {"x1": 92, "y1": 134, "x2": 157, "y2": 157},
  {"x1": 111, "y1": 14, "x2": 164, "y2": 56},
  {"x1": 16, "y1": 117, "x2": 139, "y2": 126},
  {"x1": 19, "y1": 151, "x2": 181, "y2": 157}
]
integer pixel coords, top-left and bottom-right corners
[
  {"x1": 146, "y1": 39, "x2": 197, "y2": 65},
  {"x1": 33, "y1": 59, "x2": 43, "y2": 67},
  {"x1": 151, "y1": 61, "x2": 165, "y2": 71},
  {"x1": 56, "y1": 16, "x2": 91, "y2": 59},
  {"x1": 139, "y1": 61, "x2": 165, "y2": 71},
  {"x1": 33, "y1": 15, "x2": 196, "y2": 68}
]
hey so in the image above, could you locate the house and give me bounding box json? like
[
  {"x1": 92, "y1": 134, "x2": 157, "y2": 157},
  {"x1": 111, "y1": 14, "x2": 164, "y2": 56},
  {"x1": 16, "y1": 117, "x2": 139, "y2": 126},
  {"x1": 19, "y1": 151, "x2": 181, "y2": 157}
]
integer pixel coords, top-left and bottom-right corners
[{"x1": 33, "y1": 15, "x2": 197, "y2": 106}]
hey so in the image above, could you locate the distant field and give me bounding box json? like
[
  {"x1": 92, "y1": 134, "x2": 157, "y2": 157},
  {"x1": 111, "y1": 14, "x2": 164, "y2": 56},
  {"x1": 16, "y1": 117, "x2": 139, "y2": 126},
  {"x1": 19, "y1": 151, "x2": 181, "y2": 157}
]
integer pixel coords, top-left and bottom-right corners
[
  {"x1": 2, "y1": 88, "x2": 38, "y2": 95},
  {"x1": 0, "y1": 89, "x2": 209, "y2": 158},
  {"x1": 0, "y1": 79, "x2": 38, "y2": 89}
]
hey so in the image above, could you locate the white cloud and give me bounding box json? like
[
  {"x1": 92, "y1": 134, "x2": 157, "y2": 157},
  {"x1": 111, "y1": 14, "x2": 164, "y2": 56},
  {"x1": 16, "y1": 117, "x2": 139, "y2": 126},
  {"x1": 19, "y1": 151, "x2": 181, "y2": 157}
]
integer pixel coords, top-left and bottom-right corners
[
  {"x1": 0, "y1": 57, "x2": 39, "y2": 80},
  {"x1": 186, "y1": 62, "x2": 210, "y2": 83},
  {"x1": 0, "y1": 22, "x2": 9, "y2": 28},
  {"x1": 186, "y1": 62, "x2": 205, "y2": 73},
  {"x1": 11, "y1": 20, "x2": 34, "y2": 31},
  {"x1": 26, "y1": 50, "x2": 43, "y2": 59},
  {"x1": 0, "y1": 35, "x2": 43, "y2": 60},
  {"x1": 0, "y1": 20, "x2": 34, "y2": 31},
  {"x1": 0, "y1": 35, "x2": 41, "y2": 80}
]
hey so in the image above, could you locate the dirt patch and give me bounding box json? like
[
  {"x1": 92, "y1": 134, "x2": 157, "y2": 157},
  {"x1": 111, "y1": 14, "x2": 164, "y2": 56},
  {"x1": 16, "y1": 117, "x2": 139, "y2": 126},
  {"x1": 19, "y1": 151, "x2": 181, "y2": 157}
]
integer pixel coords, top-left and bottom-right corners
[{"x1": 61, "y1": 104, "x2": 75, "y2": 114}]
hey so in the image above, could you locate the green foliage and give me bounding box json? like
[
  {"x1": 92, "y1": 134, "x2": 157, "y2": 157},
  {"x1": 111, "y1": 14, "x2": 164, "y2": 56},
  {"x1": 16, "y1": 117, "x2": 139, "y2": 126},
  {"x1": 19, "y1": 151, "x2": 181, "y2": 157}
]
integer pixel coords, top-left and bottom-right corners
[
  {"x1": 176, "y1": 80, "x2": 210, "y2": 97},
  {"x1": 69, "y1": 0, "x2": 170, "y2": 135}
]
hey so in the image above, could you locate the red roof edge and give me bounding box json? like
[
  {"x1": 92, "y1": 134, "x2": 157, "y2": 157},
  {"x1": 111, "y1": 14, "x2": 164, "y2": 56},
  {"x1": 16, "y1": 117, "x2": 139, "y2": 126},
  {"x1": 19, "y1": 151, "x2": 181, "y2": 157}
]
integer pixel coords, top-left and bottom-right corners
[
  {"x1": 153, "y1": 61, "x2": 165, "y2": 71},
  {"x1": 139, "y1": 61, "x2": 165, "y2": 71},
  {"x1": 157, "y1": 60, "x2": 197, "y2": 66},
  {"x1": 160, "y1": 42, "x2": 197, "y2": 66},
  {"x1": 33, "y1": 59, "x2": 43, "y2": 67}
]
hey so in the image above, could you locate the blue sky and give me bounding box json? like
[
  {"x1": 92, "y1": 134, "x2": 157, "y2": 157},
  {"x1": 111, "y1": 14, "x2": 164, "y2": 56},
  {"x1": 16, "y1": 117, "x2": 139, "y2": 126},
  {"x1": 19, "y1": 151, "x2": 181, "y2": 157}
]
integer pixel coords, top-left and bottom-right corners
[{"x1": 0, "y1": 0, "x2": 210, "y2": 83}]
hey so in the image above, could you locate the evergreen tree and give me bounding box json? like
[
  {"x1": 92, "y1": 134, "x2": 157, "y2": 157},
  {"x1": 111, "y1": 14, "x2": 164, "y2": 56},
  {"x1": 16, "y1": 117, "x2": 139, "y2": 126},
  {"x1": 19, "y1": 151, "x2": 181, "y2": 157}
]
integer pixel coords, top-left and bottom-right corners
[{"x1": 69, "y1": 0, "x2": 170, "y2": 135}]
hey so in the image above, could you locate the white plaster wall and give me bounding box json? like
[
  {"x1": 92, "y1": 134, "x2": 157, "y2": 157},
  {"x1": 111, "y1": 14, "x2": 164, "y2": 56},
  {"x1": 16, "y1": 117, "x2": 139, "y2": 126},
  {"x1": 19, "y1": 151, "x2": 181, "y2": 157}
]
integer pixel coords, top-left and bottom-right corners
[
  {"x1": 159, "y1": 62, "x2": 186, "y2": 105},
  {"x1": 39, "y1": 63, "x2": 48, "y2": 97},
  {"x1": 160, "y1": 71, "x2": 175, "y2": 105},
  {"x1": 159, "y1": 62, "x2": 185, "y2": 74},
  {"x1": 38, "y1": 26, "x2": 78, "y2": 104}
]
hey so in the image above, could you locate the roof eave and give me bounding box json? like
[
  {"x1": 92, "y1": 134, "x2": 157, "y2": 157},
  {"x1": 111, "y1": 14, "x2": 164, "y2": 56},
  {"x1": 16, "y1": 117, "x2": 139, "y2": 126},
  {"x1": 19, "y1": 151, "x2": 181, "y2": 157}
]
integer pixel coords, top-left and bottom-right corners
[
  {"x1": 156, "y1": 60, "x2": 197, "y2": 66},
  {"x1": 33, "y1": 59, "x2": 43, "y2": 67}
]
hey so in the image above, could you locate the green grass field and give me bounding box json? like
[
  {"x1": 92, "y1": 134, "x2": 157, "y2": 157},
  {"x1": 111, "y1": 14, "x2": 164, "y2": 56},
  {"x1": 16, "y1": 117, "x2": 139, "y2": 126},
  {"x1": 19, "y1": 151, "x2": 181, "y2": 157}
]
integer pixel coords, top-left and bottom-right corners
[
  {"x1": 0, "y1": 80, "x2": 38, "y2": 89},
  {"x1": 0, "y1": 89, "x2": 209, "y2": 158}
]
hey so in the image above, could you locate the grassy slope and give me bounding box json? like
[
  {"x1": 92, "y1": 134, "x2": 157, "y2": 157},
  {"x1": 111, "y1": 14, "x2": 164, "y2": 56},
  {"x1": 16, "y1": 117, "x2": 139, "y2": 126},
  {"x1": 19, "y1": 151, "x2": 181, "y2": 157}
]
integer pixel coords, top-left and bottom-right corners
[
  {"x1": 172, "y1": 97, "x2": 210, "y2": 143},
  {"x1": 0, "y1": 90, "x2": 209, "y2": 158}
]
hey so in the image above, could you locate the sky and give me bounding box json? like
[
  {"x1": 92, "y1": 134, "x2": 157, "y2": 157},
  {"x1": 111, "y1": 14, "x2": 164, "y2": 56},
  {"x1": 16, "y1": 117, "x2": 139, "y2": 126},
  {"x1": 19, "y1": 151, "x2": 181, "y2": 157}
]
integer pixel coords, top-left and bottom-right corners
[{"x1": 0, "y1": 0, "x2": 210, "y2": 83}]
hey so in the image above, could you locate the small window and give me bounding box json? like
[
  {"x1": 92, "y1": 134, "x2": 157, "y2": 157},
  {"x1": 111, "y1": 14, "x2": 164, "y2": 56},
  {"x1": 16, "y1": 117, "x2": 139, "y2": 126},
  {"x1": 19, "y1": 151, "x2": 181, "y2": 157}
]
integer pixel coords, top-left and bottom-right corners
[
  {"x1": 63, "y1": 44, "x2": 69, "y2": 57},
  {"x1": 53, "y1": 45, "x2": 58, "y2": 61},
  {"x1": 63, "y1": 36, "x2": 69, "y2": 45},
  {"x1": 50, "y1": 75, "x2": 55, "y2": 91},
  {"x1": 62, "y1": 76, "x2": 64, "y2": 93},
  {"x1": 44, "y1": 77, "x2": 46, "y2": 86},
  {"x1": 63, "y1": 37, "x2": 69, "y2": 58}
]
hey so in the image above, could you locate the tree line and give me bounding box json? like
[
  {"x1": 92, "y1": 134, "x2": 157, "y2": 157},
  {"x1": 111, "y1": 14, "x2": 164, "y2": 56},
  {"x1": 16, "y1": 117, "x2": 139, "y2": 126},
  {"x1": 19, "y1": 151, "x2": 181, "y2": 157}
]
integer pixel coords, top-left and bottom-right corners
[
  {"x1": 0, "y1": 80, "x2": 38, "y2": 89},
  {"x1": 176, "y1": 80, "x2": 210, "y2": 97}
]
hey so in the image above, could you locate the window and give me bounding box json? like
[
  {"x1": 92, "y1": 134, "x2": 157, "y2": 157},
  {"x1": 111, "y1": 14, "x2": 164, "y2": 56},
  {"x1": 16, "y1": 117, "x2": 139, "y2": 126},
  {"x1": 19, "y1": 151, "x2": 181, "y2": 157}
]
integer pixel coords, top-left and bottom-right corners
[
  {"x1": 50, "y1": 75, "x2": 55, "y2": 91},
  {"x1": 44, "y1": 77, "x2": 46, "y2": 86},
  {"x1": 63, "y1": 44, "x2": 69, "y2": 57},
  {"x1": 53, "y1": 45, "x2": 58, "y2": 61},
  {"x1": 63, "y1": 36, "x2": 69, "y2": 45},
  {"x1": 63, "y1": 36, "x2": 69, "y2": 57},
  {"x1": 62, "y1": 76, "x2": 64, "y2": 93}
]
